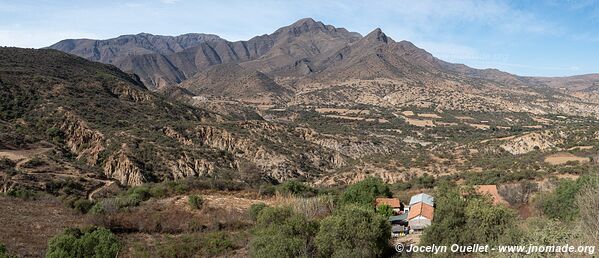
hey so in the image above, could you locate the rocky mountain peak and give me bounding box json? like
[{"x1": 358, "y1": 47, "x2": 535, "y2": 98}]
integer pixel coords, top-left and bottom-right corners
[{"x1": 364, "y1": 28, "x2": 390, "y2": 44}]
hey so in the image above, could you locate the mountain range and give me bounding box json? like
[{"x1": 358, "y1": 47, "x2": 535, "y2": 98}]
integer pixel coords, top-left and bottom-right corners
[
  {"x1": 2, "y1": 18, "x2": 599, "y2": 196},
  {"x1": 49, "y1": 18, "x2": 599, "y2": 115}
]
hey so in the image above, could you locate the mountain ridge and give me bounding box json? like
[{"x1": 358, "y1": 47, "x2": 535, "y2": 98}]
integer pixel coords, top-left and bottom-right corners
[{"x1": 46, "y1": 18, "x2": 599, "y2": 117}]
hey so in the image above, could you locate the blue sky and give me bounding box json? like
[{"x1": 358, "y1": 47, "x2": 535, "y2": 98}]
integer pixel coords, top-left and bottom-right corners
[{"x1": 0, "y1": 0, "x2": 597, "y2": 77}]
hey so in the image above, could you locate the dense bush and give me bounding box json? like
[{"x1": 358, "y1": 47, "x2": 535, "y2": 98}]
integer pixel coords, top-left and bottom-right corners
[
  {"x1": 203, "y1": 232, "x2": 235, "y2": 256},
  {"x1": 316, "y1": 204, "x2": 391, "y2": 257},
  {"x1": 6, "y1": 188, "x2": 39, "y2": 200},
  {"x1": 421, "y1": 182, "x2": 521, "y2": 247},
  {"x1": 375, "y1": 204, "x2": 393, "y2": 217},
  {"x1": 46, "y1": 227, "x2": 121, "y2": 258},
  {"x1": 188, "y1": 194, "x2": 204, "y2": 210},
  {"x1": 339, "y1": 177, "x2": 391, "y2": 206},
  {"x1": 276, "y1": 180, "x2": 317, "y2": 197},
  {"x1": 0, "y1": 244, "x2": 15, "y2": 258},
  {"x1": 0, "y1": 158, "x2": 16, "y2": 170},
  {"x1": 21, "y1": 157, "x2": 46, "y2": 168},
  {"x1": 249, "y1": 203, "x2": 268, "y2": 221},
  {"x1": 538, "y1": 175, "x2": 594, "y2": 221},
  {"x1": 250, "y1": 207, "x2": 319, "y2": 257}
]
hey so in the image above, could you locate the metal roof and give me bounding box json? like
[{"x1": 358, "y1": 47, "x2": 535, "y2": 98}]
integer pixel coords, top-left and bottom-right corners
[
  {"x1": 409, "y1": 193, "x2": 434, "y2": 206},
  {"x1": 388, "y1": 213, "x2": 408, "y2": 222}
]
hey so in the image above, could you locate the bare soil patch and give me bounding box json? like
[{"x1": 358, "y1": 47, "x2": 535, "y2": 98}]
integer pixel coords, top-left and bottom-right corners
[
  {"x1": 404, "y1": 117, "x2": 435, "y2": 127},
  {"x1": 544, "y1": 153, "x2": 590, "y2": 165},
  {"x1": 417, "y1": 113, "x2": 442, "y2": 119},
  {"x1": 0, "y1": 196, "x2": 87, "y2": 257},
  {"x1": 467, "y1": 123, "x2": 491, "y2": 130}
]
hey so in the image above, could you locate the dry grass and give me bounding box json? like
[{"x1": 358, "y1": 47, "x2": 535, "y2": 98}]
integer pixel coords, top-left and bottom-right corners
[
  {"x1": 544, "y1": 153, "x2": 589, "y2": 165},
  {"x1": 0, "y1": 196, "x2": 87, "y2": 257},
  {"x1": 417, "y1": 113, "x2": 442, "y2": 119},
  {"x1": 404, "y1": 117, "x2": 435, "y2": 127},
  {"x1": 467, "y1": 123, "x2": 491, "y2": 130}
]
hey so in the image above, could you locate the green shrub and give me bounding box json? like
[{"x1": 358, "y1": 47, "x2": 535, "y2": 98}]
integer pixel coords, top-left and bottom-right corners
[
  {"x1": 7, "y1": 188, "x2": 38, "y2": 200},
  {"x1": 203, "y1": 232, "x2": 234, "y2": 256},
  {"x1": 250, "y1": 207, "x2": 319, "y2": 257},
  {"x1": 315, "y1": 204, "x2": 391, "y2": 257},
  {"x1": 21, "y1": 157, "x2": 46, "y2": 168},
  {"x1": 152, "y1": 235, "x2": 202, "y2": 258},
  {"x1": 538, "y1": 175, "x2": 595, "y2": 221},
  {"x1": 258, "y1": 184, "x2": 276, "y2": 197},
  {"x1": 249, "y1": 203, "x2": 268, "y2": 221},
  {"x1": 73, "y1": 199, "x2": 95, "y2": 214},
  {"x1": 339, "y1": 177, "x2": 391, "y2": 206},
  {"x1": 277, "y1": 180, "x2": 317, "y2": 197},
  {"x1": 421, "y1": 182, "x2": 521, "y2": 247},
  {"x1": 0, "y1": 243, "x2": 15, "y2": 258},
  {"x1": 46, "y1": 227, "x2": 121, "y2": 258},
  {"x1": 0, "y1": 158, "x2": 16, "y2": 170},
  {"x1": 188, "y1": 195, "x2": 203, "y2": 210},
  {"x1": 375, "y1": 204, "x2": 393, "y2": 217}
]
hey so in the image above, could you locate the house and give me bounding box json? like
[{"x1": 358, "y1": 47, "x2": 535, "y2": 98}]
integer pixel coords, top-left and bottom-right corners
[
  {"x1": 388, "y1": 213, "x2": 409, "y2": 238},
  {"x1": 374, "y1": 198, "x2": 404, "y2": 214},
  {"x1": 475, "y1": 185, "x2": 508, "y2": 205},
  {"x1": 407, "y1": 202, "x2": 434, "y2": 230},
  {"x1": 409, "y1": 193, "x2": 434, "y2": 207},
  {"x1": 391, "y1": 224, "x2": 409, "y2": 238},
  {"x1": 407, "y1": 193, "x2": 435, "y2": 231},
  {"x1": 388, "y1": 213, "x2": 408, "y2": 225}
]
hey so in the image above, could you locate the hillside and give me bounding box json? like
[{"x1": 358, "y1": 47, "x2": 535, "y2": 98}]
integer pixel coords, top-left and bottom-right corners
[
  {"x1": 49, "y1": 18, "x2": 599, "y2": 118},
  {"x1": 180, "y1": 63, "x2": 292, "y2": 103},
  {"x1": 0, "y1": 47, "x2": 346, "y2": 197}
]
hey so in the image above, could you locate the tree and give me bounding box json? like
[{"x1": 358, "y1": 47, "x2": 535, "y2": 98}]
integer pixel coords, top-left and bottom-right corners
[
  {"x1": 339, "y1": 177, "x2": 392, "y2": 206},
  {"x1": 315, "y1": 205, "x2": 391, "y2": 258},
  {"x1": 421, "y1": 182, "x2": 521, "y2": 248},
  {"x1": 250, "y1": 207, "x2": 319, "y2": 258},
  {"x1": 538, "y1": 175, "x2": 594, "y2": 221},
  {"x1": 277, "y1": 180, "x2": 317, "y2": 197},
  {"x1": 376, "y1": 204, "x2": 393, "y2": 217},
  {"x1": 46, "y1": 227, "x2": 121, "y2": 258}
]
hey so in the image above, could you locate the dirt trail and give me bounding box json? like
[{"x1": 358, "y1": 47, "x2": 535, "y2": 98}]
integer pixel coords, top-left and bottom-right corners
[
  {"x1": 1, "y1": 146, "x2": 115, "y2": 201},
  {"x1": 88, "y1": 180, "x2": 115, "y2": 201},
  {"x1": 0, "y1": 147, "x2": 52, "y2": 162}
]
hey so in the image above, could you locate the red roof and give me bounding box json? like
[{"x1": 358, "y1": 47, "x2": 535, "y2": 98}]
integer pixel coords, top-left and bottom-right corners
[
  {"x1": 375, "y1": 198, "x2": 401, "y2": 208},
  {"x1": 407, "y1": 202, "x2": 434, "y2": 220}
]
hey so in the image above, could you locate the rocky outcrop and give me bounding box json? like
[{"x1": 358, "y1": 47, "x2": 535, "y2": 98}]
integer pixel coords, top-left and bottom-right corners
[
  {"x1": 500, "y1": 131, "x2": 566, "y2": 155},
  {"x1": 56, "y1": 108, "x2": 105, "y2": 165},
  {"x1": 193, "y1": 125, "x2": 253, "y2": 154},
  {"x1": 110, "y1": 82, "x2": 152, "y2": 102},
  {"x1": 103, "y1": 144, "x2": 145, "y2": 186},
  {"x1": 168, "y1": 154, "x2": 216, "y2": 180},
  {"x1": 163, "y1": 127, "x2": 193, "y2": 146},
  {"x1": 295, "y1": 127, "x2": 386, "y2": 159}
]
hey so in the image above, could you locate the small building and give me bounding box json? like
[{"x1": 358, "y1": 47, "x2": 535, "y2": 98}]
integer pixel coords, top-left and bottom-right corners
[
  {"x1": 391, "y1": 224, "x2": 409, "y2": 238},
  {"x1": 407, "y1": 202, "x2": 434, "y2": 230},
  {"x1": 375, "y1": 198, "x2": 404, "y2": 214},
  {"x1": 475, "y1": 185, "x2": 508, "y2": 205},
  {"x1": 409, "y1": 193, "x2": 434, "y2": 207},
  {"x1": 388, "y1": 213, "x2": 409, "y2": 225},
  {"x1": 389, "y1": 213, "x2": 409, "y2": 238}
]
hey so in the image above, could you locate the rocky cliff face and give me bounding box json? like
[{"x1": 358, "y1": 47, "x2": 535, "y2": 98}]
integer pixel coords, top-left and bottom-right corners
[
  {"x1": 103, "y1": 144, "x2": 146, "y2": 186},
  {"x1": 56, "y1": 108, "x2": 106, "y2": 165},
  {"x1": 500, "y1": 131, "x2": 566, "y2": 155}
]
